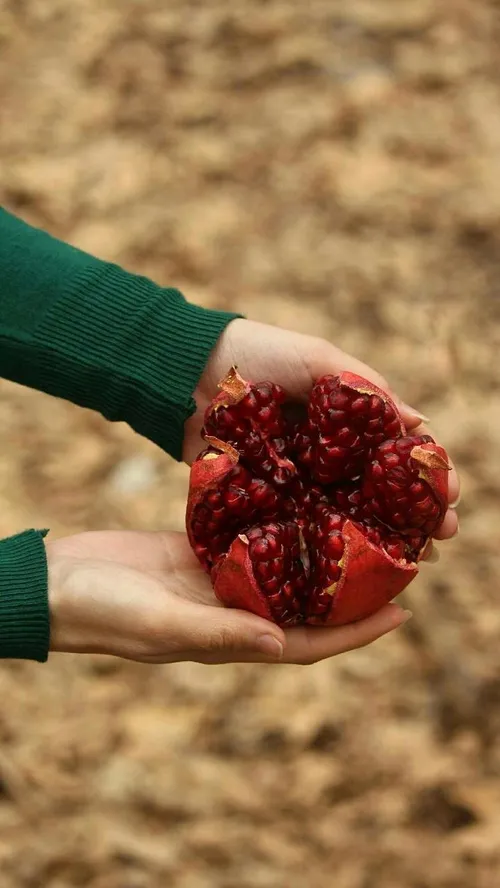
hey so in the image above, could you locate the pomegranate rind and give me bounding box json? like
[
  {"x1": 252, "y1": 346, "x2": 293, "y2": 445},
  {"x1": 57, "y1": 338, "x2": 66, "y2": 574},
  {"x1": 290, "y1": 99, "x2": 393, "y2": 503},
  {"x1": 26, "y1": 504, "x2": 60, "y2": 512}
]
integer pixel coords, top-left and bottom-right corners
[
  {"x1": 321, "y1": 520, "x2": 418, "y2": 627},
  {"x1": 185, "y1": 446, "x2": 239, "y2": 550},
  {"x1": 213, "y1": 534, "x2": 275, "y2": 622},
  {"x1": 206, "y1": 365, "x2": 249, "y2": 414},
  {"x1": 213, "y1": 520, "x2": 417, "y2": 629},
  {"x1": 202, "y1": 436, "x2": 240, "y2": 460},
  {"x1": 411, "y1": 442, "x2": 450, "y2": 517}
]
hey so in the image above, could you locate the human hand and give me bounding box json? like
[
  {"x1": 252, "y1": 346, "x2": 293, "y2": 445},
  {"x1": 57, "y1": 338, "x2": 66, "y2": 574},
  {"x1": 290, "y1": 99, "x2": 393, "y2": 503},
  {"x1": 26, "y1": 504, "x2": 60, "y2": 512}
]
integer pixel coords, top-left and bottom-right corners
[
  {"x1": 184, "y1": 318, "x2": 459, "y2": 540},
  {"x1": 47, "y1": 530, "x2": 410, "y2": 664}
]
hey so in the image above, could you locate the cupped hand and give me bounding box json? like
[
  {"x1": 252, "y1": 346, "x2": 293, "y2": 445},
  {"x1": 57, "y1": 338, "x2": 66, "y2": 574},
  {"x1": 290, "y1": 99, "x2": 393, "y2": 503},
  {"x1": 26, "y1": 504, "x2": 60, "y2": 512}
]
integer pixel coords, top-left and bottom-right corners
[
  {"x1": 47, "y1": 530, "x2": 410, "y2": 665},
  {"x1": 183, "y1": 318, "x2": 459, "y2": 539}
]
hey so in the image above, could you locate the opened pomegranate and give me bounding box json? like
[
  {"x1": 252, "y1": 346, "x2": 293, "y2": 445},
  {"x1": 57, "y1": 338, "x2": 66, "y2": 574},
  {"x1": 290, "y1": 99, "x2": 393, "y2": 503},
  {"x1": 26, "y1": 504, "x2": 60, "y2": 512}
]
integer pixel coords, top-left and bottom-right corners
[{"x1": 186, "y1": 368, "x2": 450, "y2": 627}]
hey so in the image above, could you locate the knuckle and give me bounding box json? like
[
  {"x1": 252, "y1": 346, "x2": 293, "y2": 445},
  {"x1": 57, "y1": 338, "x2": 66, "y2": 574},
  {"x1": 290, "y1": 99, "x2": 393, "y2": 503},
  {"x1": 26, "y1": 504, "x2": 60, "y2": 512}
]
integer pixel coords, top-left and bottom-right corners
[
  {"x1": 206, "y1": 624, "x2": 239, "y2": 654},
  {"x1": 295, "y1": 652, "x2": 318, "y2": 667}
]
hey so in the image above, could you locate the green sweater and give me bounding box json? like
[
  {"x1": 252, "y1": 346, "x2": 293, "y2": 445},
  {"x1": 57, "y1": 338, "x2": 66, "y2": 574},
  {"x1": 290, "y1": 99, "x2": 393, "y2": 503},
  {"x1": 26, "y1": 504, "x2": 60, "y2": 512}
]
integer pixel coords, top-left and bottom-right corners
[{"x1": 0, "y1": 206, "x2": 240, "y2": 662}]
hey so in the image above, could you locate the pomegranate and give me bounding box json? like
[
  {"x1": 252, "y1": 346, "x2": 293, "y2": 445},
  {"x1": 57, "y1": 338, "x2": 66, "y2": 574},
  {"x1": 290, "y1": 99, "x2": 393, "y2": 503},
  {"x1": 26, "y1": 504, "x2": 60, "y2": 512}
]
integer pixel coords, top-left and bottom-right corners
[{"x1": 186, "y1": 368, "x2": 450, "y2": 627}]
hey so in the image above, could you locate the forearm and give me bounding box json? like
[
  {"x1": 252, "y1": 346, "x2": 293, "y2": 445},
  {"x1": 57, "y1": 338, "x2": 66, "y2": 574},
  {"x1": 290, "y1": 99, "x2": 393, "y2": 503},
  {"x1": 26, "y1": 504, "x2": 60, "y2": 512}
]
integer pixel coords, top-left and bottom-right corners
[{"x1": 0, "y1": 207, "x2": 239, "y2": 459}]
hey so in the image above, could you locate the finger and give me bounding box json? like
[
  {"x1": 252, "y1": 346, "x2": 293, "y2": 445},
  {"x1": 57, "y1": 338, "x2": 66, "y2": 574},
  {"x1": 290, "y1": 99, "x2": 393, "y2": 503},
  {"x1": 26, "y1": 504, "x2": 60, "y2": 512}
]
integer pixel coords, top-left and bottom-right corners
[
  {"x1": 279, "y1": 603, "x2": 410, "y2": 665},
  {"x1": 184, "y1": 605, "x2": 286, "y2": 663},
  {"x1": 398, "y1": 405, "x2": 431, "y2": 429},
  {"x1": 420, "y1": 541, "x2": 440, "y2": 564},
  {"x1": 434, "y1": 508, "x2": 459, "y2": 540},
  {"x1": 445, "y1": 465, "x2": 460, "y2": 510}
]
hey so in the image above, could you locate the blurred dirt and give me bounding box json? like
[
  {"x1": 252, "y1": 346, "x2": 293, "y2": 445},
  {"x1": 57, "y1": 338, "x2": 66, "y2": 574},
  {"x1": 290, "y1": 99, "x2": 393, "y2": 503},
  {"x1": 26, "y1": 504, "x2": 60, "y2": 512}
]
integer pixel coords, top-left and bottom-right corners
[{"x1": 1, "y1": 1, "x2": 500, "y2": 886}]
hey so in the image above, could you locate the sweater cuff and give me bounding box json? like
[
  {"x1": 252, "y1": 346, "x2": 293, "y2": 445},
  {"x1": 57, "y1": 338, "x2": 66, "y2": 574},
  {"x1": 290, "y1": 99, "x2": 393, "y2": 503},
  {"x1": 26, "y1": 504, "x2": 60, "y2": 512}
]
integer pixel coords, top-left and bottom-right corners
[
  {"x1": 0, "y1": 530, "x2": 50, "y2": 662},
  {"x1": 34, "y1": 262, "x2": 241, "y2": 460}
]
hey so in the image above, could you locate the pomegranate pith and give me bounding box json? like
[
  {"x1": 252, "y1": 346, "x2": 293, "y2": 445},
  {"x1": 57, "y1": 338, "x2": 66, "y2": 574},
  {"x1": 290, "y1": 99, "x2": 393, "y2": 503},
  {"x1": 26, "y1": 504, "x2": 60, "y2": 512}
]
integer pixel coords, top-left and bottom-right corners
[{"x1": 186, "y1": 368, "x2": 451, "y2": 627}]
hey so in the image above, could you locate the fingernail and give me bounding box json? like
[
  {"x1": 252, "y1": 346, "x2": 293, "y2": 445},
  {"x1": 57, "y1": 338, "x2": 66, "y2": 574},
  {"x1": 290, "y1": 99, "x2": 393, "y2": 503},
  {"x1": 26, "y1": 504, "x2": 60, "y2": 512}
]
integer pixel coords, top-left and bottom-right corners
[
  {"x1": 401, "y1": 609, "x2": 413, "y2": 624},
  {"x1": 420, "y1": 538, "x2": 433, "y2": 559},
  {"x1": 449, "y1": 493, "x2": 461, "y2": 509},
  {"x1": 426, "y1": 546, "x2": 440, "y2": 564},
  {"x1": 401, "y1": 403, "x2": 430, "y2": 423},
  {"x1": 257, "y1": 635, "x2": 284, "y2": 660}
]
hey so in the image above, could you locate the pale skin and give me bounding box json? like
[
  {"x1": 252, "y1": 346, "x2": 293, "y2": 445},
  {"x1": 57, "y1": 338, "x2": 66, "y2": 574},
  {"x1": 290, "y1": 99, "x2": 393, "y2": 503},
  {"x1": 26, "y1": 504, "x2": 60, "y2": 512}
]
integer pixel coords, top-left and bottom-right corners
[{"x1": 49, "y1": 319, "x2": 460, "y2": 665}]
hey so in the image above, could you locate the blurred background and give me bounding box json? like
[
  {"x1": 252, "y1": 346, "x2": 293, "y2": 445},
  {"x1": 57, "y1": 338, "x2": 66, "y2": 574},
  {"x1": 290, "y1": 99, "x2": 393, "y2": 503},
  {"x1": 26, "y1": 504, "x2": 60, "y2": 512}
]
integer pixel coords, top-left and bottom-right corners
[{"x1": 0, "y1": 1, "x2": 499, "y2": 886}]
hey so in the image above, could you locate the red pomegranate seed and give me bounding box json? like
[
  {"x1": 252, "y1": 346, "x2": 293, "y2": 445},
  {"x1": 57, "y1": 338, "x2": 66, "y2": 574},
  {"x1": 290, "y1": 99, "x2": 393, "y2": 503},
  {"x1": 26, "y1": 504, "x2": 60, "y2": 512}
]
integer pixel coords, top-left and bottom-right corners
[{"x1": 362, "y1": 435, "x2": 448, "y2": 536}]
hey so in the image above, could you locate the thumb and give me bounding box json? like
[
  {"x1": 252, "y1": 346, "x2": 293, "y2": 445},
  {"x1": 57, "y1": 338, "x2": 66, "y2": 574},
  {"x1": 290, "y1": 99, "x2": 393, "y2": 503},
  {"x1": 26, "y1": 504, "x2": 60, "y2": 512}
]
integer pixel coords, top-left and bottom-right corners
[{"x1": 188, "y1": 607, "x2": 286, "y2": 664}]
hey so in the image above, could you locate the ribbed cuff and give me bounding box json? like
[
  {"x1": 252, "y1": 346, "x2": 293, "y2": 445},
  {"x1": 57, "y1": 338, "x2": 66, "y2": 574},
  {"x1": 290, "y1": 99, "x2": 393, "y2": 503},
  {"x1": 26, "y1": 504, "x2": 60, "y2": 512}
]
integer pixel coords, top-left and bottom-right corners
[
  {"x1": 34, "y1": 262, "x2": 242, "y2": 460},
  {"x1": 0, "y1": 530, "x2": 50, "y2": 662}
]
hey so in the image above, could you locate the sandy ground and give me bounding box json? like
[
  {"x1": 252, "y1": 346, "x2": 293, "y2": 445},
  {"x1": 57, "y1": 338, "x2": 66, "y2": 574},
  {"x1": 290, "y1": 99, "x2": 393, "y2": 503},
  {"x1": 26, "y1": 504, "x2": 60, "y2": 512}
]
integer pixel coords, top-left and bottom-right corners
[{"x1": 0, "y1": 1, "x2": 500, "y2": 886}]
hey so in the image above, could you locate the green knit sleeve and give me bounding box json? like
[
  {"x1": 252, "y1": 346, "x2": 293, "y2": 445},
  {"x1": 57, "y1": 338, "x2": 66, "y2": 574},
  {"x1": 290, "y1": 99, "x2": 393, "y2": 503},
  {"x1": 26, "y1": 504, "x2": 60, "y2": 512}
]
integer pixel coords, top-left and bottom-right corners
[
  {"x1": 0, "y1": 206, "x2": 241, "y2": 460},
  {"x1": 0, "y1": 530, "x2": 50, "y2": 662}
]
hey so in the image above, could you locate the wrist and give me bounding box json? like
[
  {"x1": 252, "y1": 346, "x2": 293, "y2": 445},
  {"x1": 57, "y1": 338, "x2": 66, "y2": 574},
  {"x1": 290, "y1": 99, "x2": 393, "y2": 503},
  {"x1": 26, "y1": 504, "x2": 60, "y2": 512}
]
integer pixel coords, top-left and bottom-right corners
[
  {"x1": 46, "y1": 541, "x2": 162, "y2": 661},
  {"x1": 47, "y1": 544, "x2": 104, "y2": 656},
  {"x1": 196, "y1": 317, "x2": 247, "y2": 395}
]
